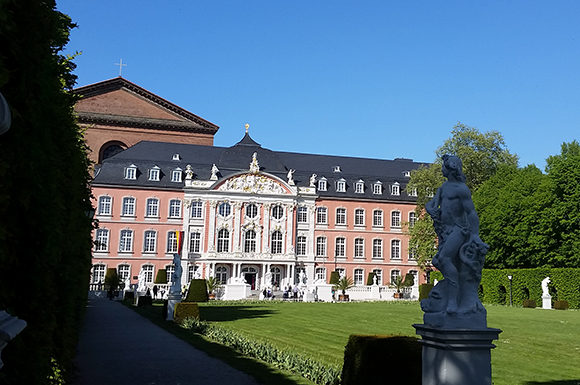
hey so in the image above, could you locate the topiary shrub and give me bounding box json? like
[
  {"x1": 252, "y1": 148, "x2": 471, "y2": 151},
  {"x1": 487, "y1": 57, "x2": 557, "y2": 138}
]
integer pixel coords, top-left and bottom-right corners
[
  {"x1": 124, "y1": 291, "x2": 135, "y2": 301},
  {"x1": 523, "y1": 299, "x2": 536, "y2": 308},
  {"x1": 184, "y1": 279, "x2": 209, "y2": 302},
  {"x1": 366, "y1": 272, "x2": 375, "y2": 285},
  {"x1": 329, "y1": 271, "x2": 340, "y2": 285},
  {"x1": 154, "y1": 269, "x2": 167, "y2": 284},
  {"x1": 174, "y1": 302, "x2": 200, "y2": 323},
  {"x1": 341, "y1": 335, "x2": 421, "y2": 385},
  {"x1": 554, "y1": 300, "x2": 569, "y2": 310},
  {"x1": 419, "y1": 284, "x2": 434, "y2": 301},
  {"x1": 104, "y1": 268, "x2": 120, "y2": 290},
  {"x1": 136, "y1": 295, "x2": 152, "y2": 307}
]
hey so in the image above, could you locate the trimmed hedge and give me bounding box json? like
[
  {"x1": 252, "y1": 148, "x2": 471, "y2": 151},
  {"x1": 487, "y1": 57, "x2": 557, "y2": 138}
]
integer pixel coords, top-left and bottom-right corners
[
  {"x1": 341, "y1": 335, "x2": 421, "y2": 385},
  {"x1": 154, "y1": 269, "x2": 167, "y2": 284},
  {"x1": 419, "y1": 284, "x2": 434, "y2": 301},
  {"x1": 430, "y1": 268, "x2": 580, "y2": 308},
  {"x1": 523, "y1": 299, "x2": 536, "y2": 308},
  {"x1": 329, "y1": 271, "x2": 340, "y2": 285},
  {"x1": 554, "y1": 300, "x2": 569, "y2": 310},
  {"x1": 366, "y1": 272, "x2": 375, "y2": 285},
  {"x1": 173, "y1": 302, "x2": 200, "y2": 323},
  {"x1": 185, "y1": 279, "x2": 209, "y2": 302}
]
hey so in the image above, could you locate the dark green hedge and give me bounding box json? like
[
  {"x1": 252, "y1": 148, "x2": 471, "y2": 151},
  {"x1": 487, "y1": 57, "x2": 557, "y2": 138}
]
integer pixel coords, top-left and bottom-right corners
[
  {"x1": 329, "y1": 271, "x2": 340, "y2": 285},
  {"x1": 341, "y1": 335, "x2": 421, "y2": 385},
  {"x1": 430, "y1": 268, "x2": 580, "y2": 308},
  {"x1": 0, "y1": 1, "x2": 93, "y2": 383},
  {"x1": 185, "y1": 279, "x2": 209, "y2": 302},
  {"x1": 154, "y1": 269, "x2": 167, "y2": 284},
  {"x1": 366, "y1": 272, "x2": 375, "y2": 285}
]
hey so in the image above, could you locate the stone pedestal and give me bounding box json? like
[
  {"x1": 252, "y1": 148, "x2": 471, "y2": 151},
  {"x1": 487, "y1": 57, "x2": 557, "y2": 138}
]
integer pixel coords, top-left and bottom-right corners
[
  {"x1": 166, "y1": 293, "x2": 181, "y2": 321},
  {"x1": 0, "y1": 311, "x2": 27, "y2": 369},
  {"x1": 414, "y1": 324, "x2": 501, "y2": 385},
  {"x1": 304, "y1": 291, "x2": 315, "y2": 302},
  {"x1": 224, "y1": 283, "x2": 251, "y2": 300},
  {"x1": 371, "y1": 284, "x2": 380, "y2": 300},
  {"x1": 542, "y1": 294, "x2": 552, "y2": 309}
]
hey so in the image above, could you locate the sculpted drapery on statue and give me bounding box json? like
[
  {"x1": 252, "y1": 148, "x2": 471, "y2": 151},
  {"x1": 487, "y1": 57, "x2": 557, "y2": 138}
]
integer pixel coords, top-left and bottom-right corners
[{"x1": 422, "y1": 155, "x2": 489, "y2": 329}]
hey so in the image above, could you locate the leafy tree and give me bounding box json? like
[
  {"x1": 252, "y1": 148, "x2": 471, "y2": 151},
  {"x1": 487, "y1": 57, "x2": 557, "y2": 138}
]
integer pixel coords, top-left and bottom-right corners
[
  {"x1": 474, "y1": 164, "x2": 559, "y2": 268},
  {"x1": 436, "y1": 123, "x2": 519, "y2": 191}
]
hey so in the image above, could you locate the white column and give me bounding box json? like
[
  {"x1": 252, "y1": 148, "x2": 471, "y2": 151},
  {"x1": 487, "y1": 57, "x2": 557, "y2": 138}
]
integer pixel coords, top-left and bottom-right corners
[
  {"x1": 207, "y1": 200, "x2": 217, "y2": 251},
  {"x1": 233, "y1": 201, "x2": 242, "y2": 251},
  {"x1": 262, "y1": 204, "x2": 271, "y2": 252}
]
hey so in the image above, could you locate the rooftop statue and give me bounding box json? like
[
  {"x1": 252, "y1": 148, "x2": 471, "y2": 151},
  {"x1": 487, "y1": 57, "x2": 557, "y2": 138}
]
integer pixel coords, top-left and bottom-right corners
[{"x1": 422, "y1": 155, "x2": 489, "y2": 329}]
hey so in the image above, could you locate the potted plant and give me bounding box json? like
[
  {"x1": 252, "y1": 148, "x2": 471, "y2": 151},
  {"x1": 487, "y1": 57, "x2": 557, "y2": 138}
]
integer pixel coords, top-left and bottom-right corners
[
  {"x1": 390, "y1": 274, "x2": 414, "y2": 299},
  {"x1": 333, "y1": 276, "x2": 355, "y2": 301},
  {"x1": 206, "y1": 276, "x2": 222, "y2": 300}
]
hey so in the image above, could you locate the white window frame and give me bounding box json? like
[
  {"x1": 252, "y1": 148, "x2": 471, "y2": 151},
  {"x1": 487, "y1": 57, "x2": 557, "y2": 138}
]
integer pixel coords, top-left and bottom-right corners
[
  {"x1": 355, "y1": 180, "x2": 364, "y2": 194},
  {"x1": 318, "y1": 178, "x2": 327, "y2": 191},
  {"x1": 355, "y1": 208, "x2": 365, "y2": 226},
  {"x1": 125, "y1": 165, "x2": 137, "y2": 180},
  {"x1": 391, "y1": 239, "x2": 401, "y2": 259},
  {"x1": 296, "y1": 236, "x2": 307, "y2": 256},
  {"x1": 95, "y1": 229, "x2": 109, "y2": 252},
  {"x1": 316, "y1": 236, "x2": 326, "y2": 257},
  {"x1": 119, "y1": 229, "x2": 133, "y2": 252},
  {"x1": 354, "y1": 238, "x2": 364, "y2": 258},
  {"x1": 191, "y1": 201, "x2": 203, "y2": 219},
  {"x1": 315, "y1": 267, "x2": 326, "y2": 281},
  {"x1": 316, "y1": 207, "x2": 328, "y2": 224},
  {"x1": 171, "y1": 169, "x2": 182, "y2": 182},
  {"x1": 272, "y1": 205, "x2": 284, "y2": 220},
  {"x1": 391, "y1": 211, "x2": 401, "y2": 228},
  {"x1": 271, "y1": 231, "x2": 283, "y2": 254},
  {"x1": 169, "y1": 199, "x2": 182, "y2": 218},
  {"x1": 216, "y1": 265, "x2": 228, "y2": 284},
  {"x1": 372, "y1": 239, "x2": 383, "y2": 259},
  {"x1": 391, "y1": 182, "x2": 400, "y2": 196},
  {"x1": 143, "y1": 265, "x2": 154, "y2": 283},
  {"x1": 336, "y1": 208, "x2": 346, "y2": 225},
  {"x1": 390, "y1": 269, "x2": 401, "y2": 285},
  {"x1": 244, "y1": 230, "x2": 257, "y2": 253},
  {"x1": 372, "y1": 269, "x2": 383, "y2": 285},
  {"x1": 122, "y1": 197, "x2": 136, "y2": 217},
  {"x1": 118, "y1": 264, "x2": 131, "y2": 281},
  {"x1": 167, "y1": 231, "x2": 179, "y2": 253},
  {"x1": 335, "y1": 237, "x2": 345, "y2": 257},
  {"x1": 373, "y1": 182, "x2": 382, "y2": 195},
  {"x1": 217, "y1": 229, "x2": 230, "y2": 253},
  {"x1": 166, "y1": 265, "x2": 175, "y2": 284},
  {"x1": 297, "y1": 206, "x2": 308, "y2": 223},
  {"x1": 146, "y1": 198, "x2": 159, "y2": 218},
  {"x1": 354, "y1": 269, "x2": 364, "y2": 285},
  {"x1": 143, "y1": 230, "x2": 157, "y2": 252},
  {"x1": 245, "y1": 203, "x2": 258, "y2": 219},
  {"x1": 337, "y1": 179, "x2": 346, "y2": 192},
  {"x1": 373, "y1": 210, "x2": 383, "y2": 227},
  {"x1": 149, "y1": 166, "x2": 160, "y2": 181},
  {"x1": 92, "y1": 264, "x2": 106, "y2": 284},
  {"x1": 189, "y1": 232, "x2": 201, "y2": 253},
  {"x1": 98, "y1": 196, "x2": 112, "y2": 216}
]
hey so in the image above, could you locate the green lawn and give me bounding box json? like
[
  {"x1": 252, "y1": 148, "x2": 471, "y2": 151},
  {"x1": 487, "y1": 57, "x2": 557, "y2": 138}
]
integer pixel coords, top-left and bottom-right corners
[{"x1": 198, "y1": 301, "x2": 580, "y2": 385}]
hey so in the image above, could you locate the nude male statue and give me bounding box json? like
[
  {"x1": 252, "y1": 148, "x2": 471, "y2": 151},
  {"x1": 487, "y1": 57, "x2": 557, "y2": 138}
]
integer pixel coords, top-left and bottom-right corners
[{"x1": 423, "y1": 155, "x2": 488, "y2": 325}]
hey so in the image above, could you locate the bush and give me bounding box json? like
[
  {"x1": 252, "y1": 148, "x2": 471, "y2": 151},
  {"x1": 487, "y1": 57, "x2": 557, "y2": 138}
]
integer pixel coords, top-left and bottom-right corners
[
  {"x1": 174, "y1": 302, "x2": 200, "y2": 323},
  {"x1": 554, "y1": 300, "x2": 569, "y2": 310},
  {"x1": 154, "y1": 269, "x2": 167, "y2": 284},
  {"x1": 184, "y1": 279, "x2": 209, "y2": 302},
  {"x1": 523, "y1": 299, "x2": 536, "y2": 308},
  {"x1": 136, "y1": 295, "x2": 152, "y2": 307},
  {"x1": 105, "y1": 268, "x2": 120, "y2": 290},
  {"x1": 329, "y1": 271, "x2": 340, "y2": 285},
  {"x1": 124, "y1": 291, "x2": 135, "y2": 301},
  {"x1": 419, "y1": 284, "x2": 434, "y2": 301},
  {"x1": 366, "y1": 272, "x2": 375, "y2": 285},
  {"x1": 341, "y1": 335, "x2": 421, "y2": 385}
]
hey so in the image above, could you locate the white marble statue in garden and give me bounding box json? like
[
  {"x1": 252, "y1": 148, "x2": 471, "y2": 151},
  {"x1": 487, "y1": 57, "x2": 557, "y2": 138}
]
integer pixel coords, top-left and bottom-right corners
[
  {"x1": 541, "y1": 277, "x2": 551, "y2": 296},
  {"x1": 422, "y1": 155, "x2": 489, "y2": 329},
  {"x1": 137, "y1": 269, "x2": 146, "y2": 292}
]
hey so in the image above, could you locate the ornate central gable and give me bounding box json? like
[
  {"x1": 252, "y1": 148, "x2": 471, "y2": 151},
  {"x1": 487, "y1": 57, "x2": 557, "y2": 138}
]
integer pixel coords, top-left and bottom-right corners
[{"x1": 217, "y1": 173, "x2": 289, "y2": 195}]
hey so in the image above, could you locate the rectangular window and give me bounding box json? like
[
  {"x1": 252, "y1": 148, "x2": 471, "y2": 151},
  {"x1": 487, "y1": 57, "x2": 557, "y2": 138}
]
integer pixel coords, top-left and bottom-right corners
[
  {"x1": 187, "y1": 265, "x2": 197, "y2": 282},
  {"x1": 373, "y1": 210, "x2": 383, "y2": 227},
  {"x1": 166, "y1": 265, "x2": 175, "y2": 284},
  {"x1": 391, "y1": 184, "x2": 400, "y2": 196},
  {"x1": 391, "y1": 240, "x2": 401, "y2": 259},
  {"x1": 98, "y1": 196, "x2": 112, "y2": 215},
  {"x1": 409, "y1": 212, "x2": 417, "y2": 227},
  {"x1": 355, "y1": 209, "x2": 365, "y2": 226},
  {"x1": 335, "y1": 237, "x2": 345, "y2": 257},
  {"x1": 95, "y1": 229, "x2": 109, "y2": 251},
  {"x1": 122, "y1": 197, "x2": 135, "y2": 216},
  {"x1": 144, "y1": 230, "x2": 156, "y2": 252},
  {"x1": 336, "y1": 208, "x2": 346, "y2": 225},
  {"x1": 373, "y1": 184, "x2": 382, "y2": 195},
  {"x1": 318, "y1": 179, "x2": 327, "y2": 191},
  {"x1": 315, "y1": 268, "x2": 326, "y2": 281},
  {"x1": 119, "y1": 229, "x2": 133, "y2": 252},
  {"x1": 337, "y1": 181, "x2": 346, "y2": 192},
  {"x1": 143, "y1": 265, "x2": 154, "y2": 283},
  {"x1": 167, "y1": 231, "x2": 178, "y2": 253},
  {"x1": 316, "y1": 207, "x2": 327, "y2": 224},
  {"x1": 171, "y1": 170, "x2": 182, "y2": 182},
  {"x1": 390, "y1": 270, "x2": 401, "y2": 285},
  {"x1": 92, "y1": 264, "x2": 106, "y2": 284},
  {"x1": 316, "y1": 237, "x2": 326, "y2": 256},
  {"x1": 296, "y1": 236, "x2": 306, "y2": 256},
  {"x1": 354, "y1": 269, "x2": 364, "y2": 285},
  {"x1": 354, "y1": 238, "x2": 364, "y2": 258},
  {"x1": 169, "y1": 200, "x2": 182, "y2": 218},
  {"x1": 118, "y1": 265, "x2": 130, "y2": 281},
  {"x1": 217, "y1": 229, "x2": 229, "y2": 253},
  {"x1": 149, "y1": 168, "x2": 159, "y2": 181},
  {"x1": 244, "y1": 230, "x2": 257, "y2": 253},
  {"x1": 191, "y1": 201, "x2": 203, "y2": 218},
  {"x1": 189, "y1": 232, "x2": 201, "y2": 253},
  {"x1": 373, "y1": 239, "x2": 383, "y2": 259},
  {"x1": 146, "y1": 198, "x2": 159, "y2": 217},
  {"x1": 391, "y1": 211, "x2": 401, "y2": 228},
  {"x1": 372, "y1": 269, "x2": 383, "y2": 285},
  {"x1": 355, "y1": 182, "x2": 364, "y2": 194},
  {"x1": 125, "y1": 167, "x2": 136, "y2": 180},
  {"x1": 297, "y1": 206, "x2": 308, "y2": 223}
]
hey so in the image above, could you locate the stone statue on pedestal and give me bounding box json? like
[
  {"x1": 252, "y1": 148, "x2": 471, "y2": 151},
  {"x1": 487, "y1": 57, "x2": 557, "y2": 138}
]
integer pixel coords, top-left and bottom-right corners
[
  {"x1": 137, "y1": 269, "x2": 146, "y2": 292},
  {"x1": 170, "y1": 254, "x2": 182, "y2": 295},
  {"x1": 422, "y1": 155, "x2": 489, "y2": 329}
]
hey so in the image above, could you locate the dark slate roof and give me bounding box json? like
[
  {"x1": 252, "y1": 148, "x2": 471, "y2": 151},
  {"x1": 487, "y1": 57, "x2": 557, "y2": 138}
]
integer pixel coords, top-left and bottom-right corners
[{"x1": 93, "y1": 133, "x2": 428, "y2": 202}]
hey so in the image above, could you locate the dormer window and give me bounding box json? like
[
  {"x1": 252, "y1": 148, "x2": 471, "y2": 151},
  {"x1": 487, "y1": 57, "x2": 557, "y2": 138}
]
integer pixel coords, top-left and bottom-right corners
[
  {"x1": 355, "y1": 180, "x2": 364, "y2": 194},
  {"x1": 373, "y1": 181, "x2": 383, "y2": 195},
  {"x1": 149, "y1": 166, "x2": 160, "y2": 181},
  {"x1": 404, "y1": 171, "x2": 411, "y2": 177},
  {"x1": 318, "y1": 177, "x2": 327, "y2": 191},
  {"x1": 336, "y1": 178, "x2": 346, "y2": 192},
  {"x1": 391, "y1": 182, "x2": 400, "y2": 196},
  {"x1": 171, "y1": 168, "x2": 182, "y2": 183},
  {"x1": 333, "y1": 165, "x2": 341, "y2": 173},
  {"x1": 409, "y1": 188, "x2": 417, "y2": 197},
  {"x1": 172, "y1": 154, "x2": 181, "y2": 161},
  {"x1": 125, "y1": 164, "x2": 137, "y2": 180}
]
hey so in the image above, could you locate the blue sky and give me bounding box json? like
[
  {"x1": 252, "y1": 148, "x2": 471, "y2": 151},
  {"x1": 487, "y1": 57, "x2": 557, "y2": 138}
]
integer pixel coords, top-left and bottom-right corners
[{"x1": 56, "y1": 1, "x2": 580, "y2": 170}]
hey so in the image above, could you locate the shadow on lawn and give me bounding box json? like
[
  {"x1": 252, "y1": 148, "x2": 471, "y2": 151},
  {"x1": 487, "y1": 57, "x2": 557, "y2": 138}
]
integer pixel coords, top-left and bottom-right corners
[
  {"x1": 200, "y1": 305, "x2": 278, "y2": 322},
  {"x1": 524, "y1": 381, "x2": 580, "y2": 385}
]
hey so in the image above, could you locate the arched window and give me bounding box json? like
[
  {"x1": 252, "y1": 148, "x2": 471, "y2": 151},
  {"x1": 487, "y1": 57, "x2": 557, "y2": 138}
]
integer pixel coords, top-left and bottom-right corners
[
  {"x1": 92, "y1": 264, "x2": 106, "y2": 284},
  {"x1": 218, "y1": 202, "x2": 231, "y2": 217},
  {"x1": 391, "y1": 211, "x2": 401, "y2": 228},
  {"x1": 271, "y1": 231, "x2": 283, "y2": 254},
  {"x1": 391, "y1": 239, "x2": 401, "y2": 259},
  {"x1": 271, "y1": 267, "x2": 282, "y2": 285},
  {"x1": 216, "y1": 266, "x2": 228, "y2": 284},
  {"x1": 245, "y1": 230, "x2": 257, "y2": 253},
  {"x1": 272, "y1": 205, "x2": 284, "y2": 220},
  {"x1": 217, "y1": 229, "x2": 230, "y2": 252},
  {"x1": 373, "y1": 210, "x2": 383, "y2": 227},
  {"x1": 335, "y1": 237, "x2": 345, "y2": 257},
  {"x1": 372, "y1": 239, "x2": 383, "y2": 259},
  {"x1": 95, "y1": 229, "x2": 109, "y2": 252},
  {"x1": 246, "y1": 203, "x2": 258, "y2": 219},
  {"x1": 316, "y1": 207, "x2": 328, "y2": 224},
  {"x1": 354, "y1": 269, "x2": 364, "y2": 285},
  {"x1": 119, "y1": 229, "x2": 133, "y2": 252},
  {"x1": 355, "y1": 209, "x2": 365, "y2": 226},
  {"x1": 144, "y1": 230, "x2": 156, "y2": 252},
  {"x1": 169, "y1": 199, "x2": 182, "y2": 218},
  {"x1": 146, "y1": 198, "x2": 159, "y2": 217}
]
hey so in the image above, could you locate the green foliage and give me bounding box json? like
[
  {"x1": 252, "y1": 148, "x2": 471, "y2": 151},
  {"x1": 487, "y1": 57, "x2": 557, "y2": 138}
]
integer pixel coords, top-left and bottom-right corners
[
  {"x1": 522, "y1": 299, "x2": 536, "y2": 308},
  {"x1": 154, "y1": 269, "x2": 167, "y2": 284},
  {"x1": 104, "y1": 268, "x2": 120, "y2": 290},
  {"x1": 389, "y1": 274, "x2": 414, "y2": 293},
  {"x1": 419, "y1": 284, "x2": 434, "y2": 301},
  {"x1": 0, "y1": 1, "x2": 93, "y2": 383},
  {"x1": 329, "y1": 271, "x2": 340, "y2": 285},
  {"x1": 430, "y1": 268, "x2": 580, "y2": 308},
  {"x1": 435, "y1": 123, "x2": 519, "y2": 192},
  {"x1": 173, "y1": 302, "x2": 200, "y2": 323},
  {"x1": 341, "y1": 335, "x2": 421, "y2": 385},
  {"x1": 181, "y1": 318, "x2": 341, "y2": 385},
  {"x1": 554, "y1": 300, "x2": 569, "y2": 310},
  {"x1": 405, "y1": 162, "x2": 446, "y2": 212},
  {"x1": 404, "y1": 214, "x2": 437, "y2": 273},
  {"x1": 205, "y1": 276, "x2": 222, "y2": 294},
  {"x1": 333, "y1": 276, "x2": 354, "y2": 295},
  {"x1": 185, "y1": 279, "x2": 209, "y2": 302},
  {"x1": 365, "y1": 272, "x2": 375, "y2": 285}
]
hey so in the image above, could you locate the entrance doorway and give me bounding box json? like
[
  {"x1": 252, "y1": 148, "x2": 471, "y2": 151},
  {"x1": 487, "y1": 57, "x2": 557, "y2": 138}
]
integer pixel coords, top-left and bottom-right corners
[{"x1": 241, "y1": 266, "x2": 258, "y2": 290}]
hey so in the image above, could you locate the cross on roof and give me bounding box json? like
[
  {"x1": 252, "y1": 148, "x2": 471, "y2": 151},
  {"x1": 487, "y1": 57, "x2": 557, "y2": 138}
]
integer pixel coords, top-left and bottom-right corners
[{"x1": 115, "y1": 59, "x2": 127, "y2": 77}]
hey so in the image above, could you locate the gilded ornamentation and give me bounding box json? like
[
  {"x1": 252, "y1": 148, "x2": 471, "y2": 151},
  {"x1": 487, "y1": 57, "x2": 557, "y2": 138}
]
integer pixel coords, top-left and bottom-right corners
[{"x1": 218, "y1": 174, "x2": 285, "y2": 195}]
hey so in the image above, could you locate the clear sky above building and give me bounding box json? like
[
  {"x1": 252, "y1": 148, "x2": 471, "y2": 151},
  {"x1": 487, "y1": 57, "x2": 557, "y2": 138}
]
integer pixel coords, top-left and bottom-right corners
[{"x1": 56, "y1": 0, "x2": 580, "y2": 170}]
